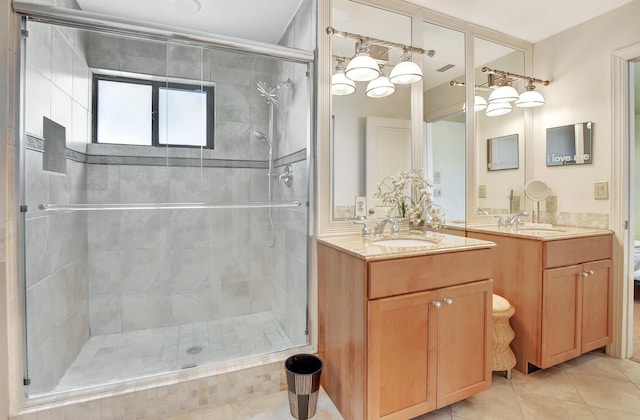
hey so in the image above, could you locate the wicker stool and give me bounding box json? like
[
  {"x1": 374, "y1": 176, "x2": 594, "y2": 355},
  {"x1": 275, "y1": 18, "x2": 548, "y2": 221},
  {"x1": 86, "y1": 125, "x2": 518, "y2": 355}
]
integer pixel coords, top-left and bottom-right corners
[{"x1": 492, "y1": 294, "x2": 516, "y2": 379}]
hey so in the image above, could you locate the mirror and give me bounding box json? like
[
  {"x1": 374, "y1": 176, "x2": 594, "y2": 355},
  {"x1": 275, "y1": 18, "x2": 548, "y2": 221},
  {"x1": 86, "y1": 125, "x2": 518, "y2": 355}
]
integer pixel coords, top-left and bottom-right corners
[
  {"x1": 423, "y1": 22, "x2": 466, "y2": 225},
  {"x1": 487, "y1": 134, "x2": 519, "y2": 171},
  {"x1": 474, "y1": 37, "x2": 526, "y2": 215},
  {"x1": 331, "y1": 0, "x2": 412, "y2": 220},
  {"x1": 524, "y1": 180, "x2": 551, "y2": 223},
  {"x1": 546, "y1": 122, "x2": 593, "y2": 166}
]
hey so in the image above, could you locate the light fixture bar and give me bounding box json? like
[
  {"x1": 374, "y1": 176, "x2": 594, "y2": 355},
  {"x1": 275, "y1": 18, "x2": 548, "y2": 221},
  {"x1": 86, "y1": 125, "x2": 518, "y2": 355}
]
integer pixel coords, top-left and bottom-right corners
[
  {"x1": 449, "y1": 80, "x2": 492, "y2": 92},
  {"x1": 326, "y1": 26, "x2": 435, "y2": 57},
  {"x1": 481, "y1": 67, "x2": 550, "y2": 86}
]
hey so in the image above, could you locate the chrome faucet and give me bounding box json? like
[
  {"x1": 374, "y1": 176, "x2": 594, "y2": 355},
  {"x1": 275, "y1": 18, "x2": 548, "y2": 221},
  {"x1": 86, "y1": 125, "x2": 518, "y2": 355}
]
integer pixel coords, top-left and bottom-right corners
[
  {"x1": 353, "y1": 217, "x2": 371, "y2": 237},
  {"x1": 504, "y1": 211, "x2": 529, "y2": 228},
  {"x1": 374, "y1": 217, "x2": 400, "y2": 236}
]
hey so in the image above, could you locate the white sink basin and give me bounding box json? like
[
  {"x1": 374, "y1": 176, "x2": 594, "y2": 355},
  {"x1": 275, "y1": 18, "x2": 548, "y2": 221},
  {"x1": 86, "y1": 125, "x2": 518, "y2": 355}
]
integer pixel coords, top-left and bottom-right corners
[{"x1": 372, "y1": 238, "x2": 438, "y2": 247}]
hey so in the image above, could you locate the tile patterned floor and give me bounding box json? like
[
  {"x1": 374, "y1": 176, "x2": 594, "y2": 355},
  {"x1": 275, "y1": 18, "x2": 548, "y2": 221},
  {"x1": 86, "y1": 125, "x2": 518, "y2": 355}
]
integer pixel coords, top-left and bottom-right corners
[
  {"x1": 53, "y1": 311, "x2": 293, "y2": 393},
  {"x1": 177, "y1": 352, "x2": 640, "y2": 419}
]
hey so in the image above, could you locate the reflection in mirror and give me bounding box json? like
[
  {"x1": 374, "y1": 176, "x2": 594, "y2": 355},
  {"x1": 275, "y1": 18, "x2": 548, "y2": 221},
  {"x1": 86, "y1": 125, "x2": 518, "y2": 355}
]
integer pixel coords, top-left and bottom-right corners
[
  {"x1": 487, "y1": 134, "x2": 519, "y2": 171},
  {"x1": 423, "y1": 22, "x2": 466, "y2": 225},
  {"x1": 474, "y1": 37, "x2": 525, "y2": 215},
  {"x1": 546, "y1": 122, "x2": 593, "y2": 166},
  {"x1": 331, "y1": 0, "x2": 412, "y2": 220}
]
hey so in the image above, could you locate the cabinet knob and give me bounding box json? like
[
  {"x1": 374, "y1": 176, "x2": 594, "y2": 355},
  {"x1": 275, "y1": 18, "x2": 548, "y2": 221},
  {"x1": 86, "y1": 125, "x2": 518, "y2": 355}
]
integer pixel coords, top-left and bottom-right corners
[
  {"x1": 579, "y1": 272, "x2": 589, "y2": 278},
  {"x1": 586, "y1": 269, "x2": 595, "y2": 276},
  {"x1": 432, "y1": 301, "x2": 442, "y2": 308},
  {"x1": 443, "y1": 298, "x2": 453, "y2": 305}
]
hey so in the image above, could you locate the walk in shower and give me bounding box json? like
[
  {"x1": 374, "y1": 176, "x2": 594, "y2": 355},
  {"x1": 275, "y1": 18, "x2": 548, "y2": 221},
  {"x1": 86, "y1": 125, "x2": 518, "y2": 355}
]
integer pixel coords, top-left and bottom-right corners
[{"x1": 19, "y1": 5, "x2": 313, "y2": 397}]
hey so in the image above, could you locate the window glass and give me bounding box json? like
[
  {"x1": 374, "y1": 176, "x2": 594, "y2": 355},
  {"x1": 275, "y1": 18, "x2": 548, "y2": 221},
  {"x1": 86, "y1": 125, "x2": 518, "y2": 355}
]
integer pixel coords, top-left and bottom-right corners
[
  {"x1": 159, "y1": 87, "x2": 208, "y2": 147},
  {"x1": 96, "y1": 80, "x2": 152, "y2": 145}
]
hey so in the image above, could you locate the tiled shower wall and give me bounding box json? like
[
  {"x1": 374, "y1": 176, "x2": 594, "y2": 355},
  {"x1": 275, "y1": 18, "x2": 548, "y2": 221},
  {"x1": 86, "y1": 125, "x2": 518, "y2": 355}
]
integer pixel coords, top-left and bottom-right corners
[
  {"x1": 23, "y1": 17, "x2": 92, "y2": 395},
  {"x1": 85, "y1": 153, "x2": 283, "y2": 334}
]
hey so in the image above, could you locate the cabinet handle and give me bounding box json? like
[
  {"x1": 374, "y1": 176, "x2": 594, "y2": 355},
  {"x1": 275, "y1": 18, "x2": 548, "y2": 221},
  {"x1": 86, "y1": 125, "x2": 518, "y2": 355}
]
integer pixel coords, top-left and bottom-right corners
[
  {"x1": 443, "y1": 298, "x2": 453, "y2": 305},
  {"x1": 579, "y1": 272, "x2": 589, "y2": 278},
  {"x1": 586, "y1": 269, "x2": 595, "y2": 276},
  {"x1": 432, "y1": 301, "x2": 442, "y2": 308}
]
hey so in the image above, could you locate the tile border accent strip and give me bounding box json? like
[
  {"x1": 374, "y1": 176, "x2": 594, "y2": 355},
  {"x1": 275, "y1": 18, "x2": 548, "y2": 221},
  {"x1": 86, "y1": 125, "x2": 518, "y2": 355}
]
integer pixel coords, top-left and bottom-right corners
[{"x1": 25, "y1": 134, "x2": 307, "y2": 169}]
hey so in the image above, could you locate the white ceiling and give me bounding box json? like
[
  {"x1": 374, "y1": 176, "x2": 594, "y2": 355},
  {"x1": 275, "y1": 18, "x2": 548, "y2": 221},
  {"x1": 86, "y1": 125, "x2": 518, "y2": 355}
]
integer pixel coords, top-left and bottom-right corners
[
  {"x1": 75, "y1": 0, "x2": 305, "y2": 44},
  {"x1": 405, "y1": 0, "x2": 634, "y2": 43},
  {"x1": 75, "y1": 0, "x2": 634, "y2": 46}
]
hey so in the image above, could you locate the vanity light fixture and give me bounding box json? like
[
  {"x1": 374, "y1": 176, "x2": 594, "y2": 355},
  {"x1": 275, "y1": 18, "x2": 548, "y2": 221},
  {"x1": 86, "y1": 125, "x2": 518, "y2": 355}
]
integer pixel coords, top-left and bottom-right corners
[
  {"x1": 327, "y1": 26, "x2": 433, "y2": 90},
  {"x1": 482, "y1": 67, "x2": 550, "y2": 107},
  {"x1": 488, "y1": 80, "x2": 519, "y2": 104},
  {"x1": 485, "y1": 101, "x2": 513, "y2": 117},
  {"x1": 331, "y1": 58, "x2": 356, "y2": 96},
  {"x1": 515, "y1": 80, "x2": 545, "y2": 107},
  {"x1": 450, "y1": 81, "x2": 488, "y2": 112},
  {"x1": 389, "y1": 48, "x2": 423, "y2": 84},
  {"x1": 366, "y1": 69, "x2": 395, "y2": 98},
  {"x1": 345, "y1": 41, "x2": 380, "y2": 82}
]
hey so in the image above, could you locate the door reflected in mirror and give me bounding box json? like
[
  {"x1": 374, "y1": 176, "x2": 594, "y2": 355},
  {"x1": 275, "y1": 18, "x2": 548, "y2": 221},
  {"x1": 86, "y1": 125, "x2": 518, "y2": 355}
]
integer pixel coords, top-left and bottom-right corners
[{"x1": 546, "y1": 122, "x2": 593, "y2": 166}]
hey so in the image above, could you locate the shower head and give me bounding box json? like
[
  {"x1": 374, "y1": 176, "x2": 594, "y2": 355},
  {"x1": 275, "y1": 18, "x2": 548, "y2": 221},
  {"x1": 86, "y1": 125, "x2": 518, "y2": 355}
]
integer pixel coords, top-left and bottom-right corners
[{"x1": 252, "y1": 128, "x2": 272, "y2": 148}]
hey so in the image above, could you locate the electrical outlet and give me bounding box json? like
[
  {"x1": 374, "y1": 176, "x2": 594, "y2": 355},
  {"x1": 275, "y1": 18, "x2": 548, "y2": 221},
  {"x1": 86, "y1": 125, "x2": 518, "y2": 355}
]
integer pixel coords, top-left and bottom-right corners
[
  {"x1": 354, "y1": 196, "x2": 367, "y2": 217},
  {"x1": 594, "y1": 182, "x2": 609, "y2": 200},
  {"x1": 433, "y1": 188, "x2": 441, "y2": 197},
  {"x1": 479, "y1": 185, "x2": 486, "y2": 198},
  {"x1": 546, "y1": 195, "x2": 557, "y2": 212}
]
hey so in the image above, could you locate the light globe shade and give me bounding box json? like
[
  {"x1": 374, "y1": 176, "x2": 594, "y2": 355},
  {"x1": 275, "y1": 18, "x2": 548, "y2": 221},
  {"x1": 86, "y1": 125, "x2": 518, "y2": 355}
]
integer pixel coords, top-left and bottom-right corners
[
  {"x1": 389, "y1": 60, "x2": 423, "y2": 84},
  {"x1": 474, "y1": 95, "x2": 488, "y2": 112},
  {"x1": 485, "y1": 101, "x2": 512, "y2": 117},
  {"x1": 515, "y1": 89, "x2": 545, "y2": 107},
  {"x1": 345, "y1": 55, "x2": 380, "y2": 82},
  {"x1": 462, "y1": 95, "x2": 488, "y2": 113},
  {"x1": 331, "y1": 72, "x2": 356, "y2": 96},
  {"x1": 366, "y1": 76, "x2": 395, "y2": 98},
  {"x1": 488, "y1": 85, "x2": 519, "y2": 103}
]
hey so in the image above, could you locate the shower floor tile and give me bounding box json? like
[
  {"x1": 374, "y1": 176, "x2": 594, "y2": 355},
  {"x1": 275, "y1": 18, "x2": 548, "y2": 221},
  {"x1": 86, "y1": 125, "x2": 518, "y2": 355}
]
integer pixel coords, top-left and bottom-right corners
[{"x1": 53, "y1": 311, "x2": 294, "y2": 393}]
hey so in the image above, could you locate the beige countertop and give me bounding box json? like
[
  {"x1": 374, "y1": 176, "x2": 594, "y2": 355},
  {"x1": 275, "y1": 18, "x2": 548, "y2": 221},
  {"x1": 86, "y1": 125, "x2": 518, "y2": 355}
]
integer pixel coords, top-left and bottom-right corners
[
  {"x1": 317, "y1": 231, "x2": 495, "y2": 261},
  {"x1": 466, "y1": 223, "x2": 612, "y2": 241}
]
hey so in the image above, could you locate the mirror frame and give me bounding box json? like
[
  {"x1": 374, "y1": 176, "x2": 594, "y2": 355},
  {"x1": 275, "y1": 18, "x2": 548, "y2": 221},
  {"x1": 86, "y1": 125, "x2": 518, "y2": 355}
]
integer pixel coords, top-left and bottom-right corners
[{"x1": 317, "y1": 0, "x2": 533, "y2": 235}]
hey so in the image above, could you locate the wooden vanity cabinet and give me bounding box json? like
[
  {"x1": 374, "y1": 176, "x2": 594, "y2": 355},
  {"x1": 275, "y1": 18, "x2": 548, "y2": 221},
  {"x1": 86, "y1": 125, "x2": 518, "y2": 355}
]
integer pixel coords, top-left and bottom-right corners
[
  {"x1": 541, "y1": 252, "x2": 612, "y2": 368},
  {"x1": 318, "y1": 243, "x2": 493, "y2": 420},
  {"x1": 466, "y1": 231, "x2": 612, "y2": 373}
]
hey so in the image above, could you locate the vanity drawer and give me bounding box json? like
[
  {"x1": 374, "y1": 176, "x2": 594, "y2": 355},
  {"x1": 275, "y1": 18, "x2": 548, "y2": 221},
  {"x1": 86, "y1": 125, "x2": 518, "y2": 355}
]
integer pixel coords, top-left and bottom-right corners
[
  {"x1": 368, "y1": 248, "x2": 492, "y2": 299},
  {"x1": 542, "y1": 235, "x2": 612, "y2": 269}
]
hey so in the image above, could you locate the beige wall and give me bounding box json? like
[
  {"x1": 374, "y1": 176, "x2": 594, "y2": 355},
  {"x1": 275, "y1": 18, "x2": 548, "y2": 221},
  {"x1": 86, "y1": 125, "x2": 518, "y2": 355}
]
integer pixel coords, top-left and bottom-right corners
[{"x1": 531, "y1": 1, "x2": 640, "y2": 218}]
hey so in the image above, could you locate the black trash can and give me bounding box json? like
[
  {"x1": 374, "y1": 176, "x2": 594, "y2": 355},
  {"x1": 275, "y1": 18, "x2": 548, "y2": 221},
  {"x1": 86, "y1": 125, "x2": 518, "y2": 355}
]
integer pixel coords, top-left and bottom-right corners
[{"x1": 284, "y1": 353, "x2": 323, "y2": 420}]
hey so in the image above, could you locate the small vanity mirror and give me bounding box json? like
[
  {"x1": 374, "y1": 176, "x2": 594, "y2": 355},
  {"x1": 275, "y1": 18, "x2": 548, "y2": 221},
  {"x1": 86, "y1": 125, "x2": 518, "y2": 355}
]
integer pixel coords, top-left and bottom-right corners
[
  {"x1": 546, "y1": 121, "x2": 593, "y2": 166},
  {"x1": 487, "y1": 134, "x2": 518, "y2": 171}
]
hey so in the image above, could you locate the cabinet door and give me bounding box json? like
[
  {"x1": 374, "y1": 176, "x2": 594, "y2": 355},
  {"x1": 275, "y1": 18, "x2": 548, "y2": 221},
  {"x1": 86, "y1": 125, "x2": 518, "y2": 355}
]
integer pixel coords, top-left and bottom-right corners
[
  {"x1": 368, "y1": 291, "x2": 438, "y2": 419},
  {"x1": 581, "y1": 259, "x2": 613, "y2": 352},
  {"x1": 542, "y1": 264, "x2": 582, "y2": 368},
  {"x1": 436, "y1": 279, "x2": 492, "y2": 408}
]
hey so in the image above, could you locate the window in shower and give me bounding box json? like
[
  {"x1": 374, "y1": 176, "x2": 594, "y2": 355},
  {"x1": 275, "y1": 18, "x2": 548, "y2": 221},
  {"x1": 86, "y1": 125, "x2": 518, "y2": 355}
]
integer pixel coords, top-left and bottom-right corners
[{"x1": 93, "y1": 74, "x2": 215, "y2": 148}]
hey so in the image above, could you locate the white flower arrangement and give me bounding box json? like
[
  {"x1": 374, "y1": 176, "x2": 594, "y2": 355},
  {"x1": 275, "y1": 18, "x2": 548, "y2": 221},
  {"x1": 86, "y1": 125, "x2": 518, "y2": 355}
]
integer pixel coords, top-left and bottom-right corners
[{"x1": 374, "y1": 168, "x2": 446, "y2": 230}]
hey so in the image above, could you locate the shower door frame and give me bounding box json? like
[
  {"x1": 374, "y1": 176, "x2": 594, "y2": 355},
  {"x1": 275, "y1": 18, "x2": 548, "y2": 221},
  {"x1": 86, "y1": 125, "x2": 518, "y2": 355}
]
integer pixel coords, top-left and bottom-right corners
[{"x1": 14, "y1": 2, "x2": 317, "y2": 400}]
